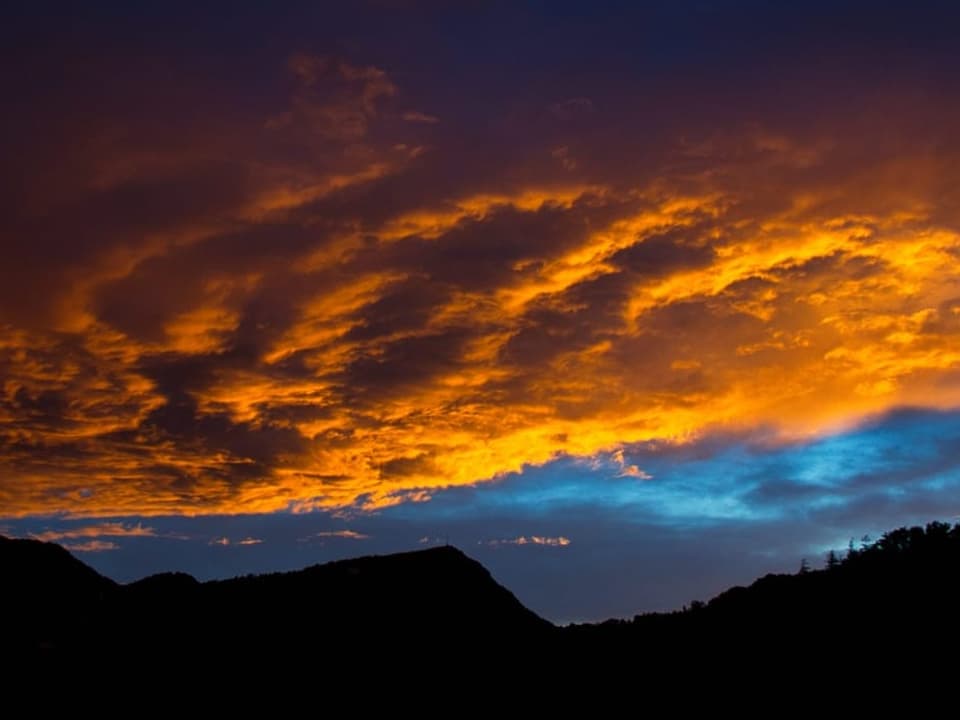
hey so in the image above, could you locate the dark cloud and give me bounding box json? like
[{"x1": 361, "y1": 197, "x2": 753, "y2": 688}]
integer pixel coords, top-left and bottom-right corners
[
  {"x1": 611, "y1": 228, "x2": 716, "y2": 276},
  {"x1": 380, "y1": 453, "x2": 438, "y2": 480},
  {"x1": 344, "y1": 280, "x2": 451, "y2": 342},
  {"x1": 338, "y1": 327, "x2": 474, "y2": 400}
]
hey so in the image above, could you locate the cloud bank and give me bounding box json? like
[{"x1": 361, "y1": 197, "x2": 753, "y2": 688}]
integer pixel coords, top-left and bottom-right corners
[{"x1": 2, "y1": 2, "x2": 960, "y2": 526}]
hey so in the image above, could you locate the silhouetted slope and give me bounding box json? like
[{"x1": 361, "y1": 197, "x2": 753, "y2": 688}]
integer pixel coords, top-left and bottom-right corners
[
  {"x1": 116, "y1": 545, "x2": 553, "y2": 658},
  {"x1": 203, "y1": 545, "x2": 549, "y2": 638},
  {"x1": 126, "y1": 570, "x2": 200, "y2": 593},
  {"x1": 566, "y1": 521, "x2": 960, "y2": 661},
  {"x1": 0, "y1": 535, "x2": 116, "y2": 598},
  {"x1": 6, "y1": 522, "x2": 960, "y2": 671},
  {"x1": 1, "y1": 541, "x2": 550, "y2": 659},
  {"x1": 1, "y1": 536, "x2": 117, "y2": 651}
]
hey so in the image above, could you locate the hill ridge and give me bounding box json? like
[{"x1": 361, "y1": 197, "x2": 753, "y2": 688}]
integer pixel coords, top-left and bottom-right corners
[{"x1": 5, "y1": 521, "x2": 960, "y2": 666}]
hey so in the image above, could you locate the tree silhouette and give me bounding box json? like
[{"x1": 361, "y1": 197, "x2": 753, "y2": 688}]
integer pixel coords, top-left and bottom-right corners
[{"x1": 825, "y1": 550, "x2": 840, "y2": 570}]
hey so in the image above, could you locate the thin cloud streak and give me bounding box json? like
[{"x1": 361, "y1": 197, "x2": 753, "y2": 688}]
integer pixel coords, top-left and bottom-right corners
[
  {"x1": 483, "y1": 536, "x2": 572, "y2": 548},
  {"x1": 311, "y1": 530, "x2": 370, "y2": 540},
  {"x1": 30, "y1": 522, "x2": 157, "y2": 543},
  {"x1": 64, "y1": 540, "x2": 121, "y2": 553}
]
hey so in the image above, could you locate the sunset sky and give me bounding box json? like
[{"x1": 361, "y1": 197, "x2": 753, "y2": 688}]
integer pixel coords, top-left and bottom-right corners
[{"x1": 3, "y1": 1, "x2": 960, "y2": 621}]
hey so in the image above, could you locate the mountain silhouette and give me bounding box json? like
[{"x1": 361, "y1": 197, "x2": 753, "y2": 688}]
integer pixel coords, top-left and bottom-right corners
[
  {"x1": 5, "y1": 522, "x2": 960, "y2": 674},
  {"x1": 3, "y1": 541, "x2": 551, "y2": 662},
  {"x1": 1, "y1": 535, "x2": 116, "y2": 653}
]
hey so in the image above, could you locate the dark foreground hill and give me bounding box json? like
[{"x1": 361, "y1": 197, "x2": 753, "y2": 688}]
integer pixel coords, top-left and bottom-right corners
[
  {"x1": 4, "y1": 521, "x2": 960, "y2": 675},
  {"x1": 568, "y1": 520, "x2": 960, "y2": 662},
  {"x1": 1, "y1": 540, "x2": 550, "y2": 662}
]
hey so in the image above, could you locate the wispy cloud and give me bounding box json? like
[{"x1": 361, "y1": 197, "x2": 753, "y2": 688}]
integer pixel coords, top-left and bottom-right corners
[
  {"x1": 64, "y1": 540, "x2": 120, "y2": 552},
  {"x1": 209, "y1": 536, "x2": 263, "y2": 546},
  {"x1": 483, "y1": 535, "x2": 571, "y2": 548},
  {"x1": 313, "y1": 530, "x2": 370, "y2": 540},
  {"x1": 31, "y1": 522, "x2": 156, "y2": 543},
  {"x1": 611, "y1": 449, "x2": 653, "y2": 480}
]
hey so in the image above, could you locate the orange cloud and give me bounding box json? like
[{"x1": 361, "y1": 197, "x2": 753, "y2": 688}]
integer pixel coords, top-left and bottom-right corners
[
  {"x1": 4, "y1": 180, "x2": 960, "y2": 517},
  {"x1": 3, "y1": 51, "x2": 960, "y2": 521},
  {"x1": 30, "y1": 522, "x2": 157, "y2": 543},
  {"x1": 611, "y1": 449, "x2": 653, "y2": 480}
]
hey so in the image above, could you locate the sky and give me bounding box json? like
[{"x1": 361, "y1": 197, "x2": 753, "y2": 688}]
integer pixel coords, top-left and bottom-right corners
[{"x1": 2, "y1": 0, "x2": 960, "y2": 622}]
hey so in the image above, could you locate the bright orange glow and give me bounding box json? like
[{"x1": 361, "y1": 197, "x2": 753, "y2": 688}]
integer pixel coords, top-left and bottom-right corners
[{"x1": 3, "y1": 50, "x2": 960, "y2": 521}]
